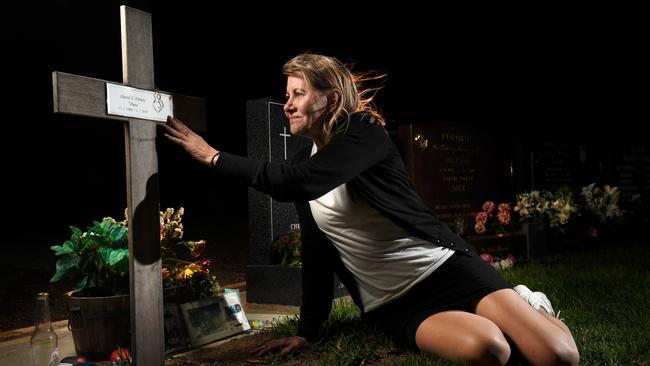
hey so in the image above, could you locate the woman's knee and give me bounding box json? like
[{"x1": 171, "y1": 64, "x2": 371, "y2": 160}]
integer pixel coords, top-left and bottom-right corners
[
  {"x1": 531, "y1": 334, "x2": 579, "y2": 366},
  {"x1": 548, "y1": 338, "x2": 580, "y2": 366},
  {"x1": 463, "y1": 331, "x2": 511, "y2": 365},
  {"x1": 415, "y1": 312, "x2": 511, "y2": 365}
]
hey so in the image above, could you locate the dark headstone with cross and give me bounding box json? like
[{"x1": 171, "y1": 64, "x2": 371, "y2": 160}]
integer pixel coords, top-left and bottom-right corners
[
  {"x1": 246, "y1": 99, "x2": 347, "y2": 305},
  {"x1": 51, "y1": 6, "x2": 205, "y2": 364}
]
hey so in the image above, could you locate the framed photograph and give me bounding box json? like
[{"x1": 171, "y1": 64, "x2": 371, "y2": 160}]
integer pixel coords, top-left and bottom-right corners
[
  {"x1": 180, "y1": 294, "x2": 249, "y2": 347},
  {"x1": 163, "y1": 302, "x2": 189, "y2": 355}
]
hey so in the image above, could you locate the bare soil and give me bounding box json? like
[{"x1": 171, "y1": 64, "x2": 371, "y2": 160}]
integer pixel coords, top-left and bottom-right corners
[{"x1": 165, "y1": 331, "x2": 407, "y2": 366}]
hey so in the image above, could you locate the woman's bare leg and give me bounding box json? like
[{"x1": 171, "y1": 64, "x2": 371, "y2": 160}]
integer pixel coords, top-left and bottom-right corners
[
  {"x1": 475, "y1": 289, "x2": 579, "y2": 366},
  {"x1": 415, "y1": 310, "x2": 511, "y2": 365}
]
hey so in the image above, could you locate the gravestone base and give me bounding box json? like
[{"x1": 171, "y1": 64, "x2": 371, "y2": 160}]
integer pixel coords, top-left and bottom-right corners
[
  {"x1": 516, "y1": 222, "x2": 548, "y2": 259},
  {"x1": 467, "y1": 234, "x2": 527, "y2": 260},
  {"x1": 246, "y1": 265, "x2": 348, "y2": 306}
]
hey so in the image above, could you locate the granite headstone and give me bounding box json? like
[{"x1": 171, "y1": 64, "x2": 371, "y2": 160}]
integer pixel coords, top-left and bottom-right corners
[
  {"x1": 531, "y1": 140, "x2": 578, "y2": 191},
  {"x1": 246, "y1": 99, "x2": 347, "y2": 305},
  {"x1": 398, "y1": 122, "x2": 506, "y2": 233}
]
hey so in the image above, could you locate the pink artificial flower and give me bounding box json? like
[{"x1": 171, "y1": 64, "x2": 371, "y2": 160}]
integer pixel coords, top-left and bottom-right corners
[
  {"x1": 475, "y1": 212, "x2": 488, "y2": 224},
  {"x1": 483, "y1": 201, "x2": 496, "y2": 214},
  {"x1": 506, "y1": 253, "x2": 516, "y2": 264},
  {"x1": 497, "y1": 210, "x2": 511, "y2": 224},
  {"x1": 480, "y1": 253, "x2": 494, "y2": 264},
  {"x1": 498, "y1": 203, "x2": 510, "y2": 213},
  {"x1": 475, "y1": 222, "x2": 486, "y2": 234}
]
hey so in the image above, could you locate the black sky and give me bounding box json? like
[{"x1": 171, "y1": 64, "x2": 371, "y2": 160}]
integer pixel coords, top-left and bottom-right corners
[{"x1": 2, "y1": 1, "x2": 647, "y2": 245}]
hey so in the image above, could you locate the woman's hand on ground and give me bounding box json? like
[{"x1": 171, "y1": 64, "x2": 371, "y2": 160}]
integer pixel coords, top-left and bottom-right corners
[{"x1": 254, "y1": 336, "x2": 309, "y2": 357}]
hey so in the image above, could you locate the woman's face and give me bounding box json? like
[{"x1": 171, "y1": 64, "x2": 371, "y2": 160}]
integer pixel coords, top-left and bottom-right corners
[{"x1": 284, "y1": 73, "x2": 328, "y2": 139}]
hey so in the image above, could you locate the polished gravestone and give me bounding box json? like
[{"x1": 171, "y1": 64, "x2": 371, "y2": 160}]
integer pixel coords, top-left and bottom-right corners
[
  {"x1": 398, "y1": 122, "x2": 532, "y2": 258},
  {"x1": 246, "y1": 99, "x2": 346, "y2": 305},
  {"x1": 398, "y1": 122, "x2": 508, "y2": 229}
]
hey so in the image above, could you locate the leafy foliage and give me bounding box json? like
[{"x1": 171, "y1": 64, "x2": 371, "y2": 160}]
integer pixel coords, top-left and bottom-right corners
[{"x1": 50, "y1": 217, "x2": 129, "y2": 295}]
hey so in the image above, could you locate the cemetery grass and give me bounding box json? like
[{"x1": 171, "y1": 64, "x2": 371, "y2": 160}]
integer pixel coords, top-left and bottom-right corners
[{"x1": 169, "y1": 242, "x2": 649, "y2": 366}]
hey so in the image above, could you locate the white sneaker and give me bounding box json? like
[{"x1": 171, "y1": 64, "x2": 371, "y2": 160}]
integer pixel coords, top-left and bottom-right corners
[{"x1": 513, "y1": 284, "x2": 555, "y2": 316}]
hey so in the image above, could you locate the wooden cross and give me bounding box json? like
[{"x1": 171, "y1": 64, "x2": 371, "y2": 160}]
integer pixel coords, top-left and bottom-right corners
[{"x1": 51, "y1": 6, "x2": 206, "y2": 365}]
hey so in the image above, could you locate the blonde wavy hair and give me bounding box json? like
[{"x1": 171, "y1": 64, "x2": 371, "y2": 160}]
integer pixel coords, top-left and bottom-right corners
[{"x1": 282, "y1": 53, "x2": 386, "y2": 145}]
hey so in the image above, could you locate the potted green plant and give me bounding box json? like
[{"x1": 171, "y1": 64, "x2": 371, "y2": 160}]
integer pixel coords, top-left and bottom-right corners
[
  {"x1": 50, "y1": 217, "x2": 130, "y2": 296},
  {"x1": 50, "y1": 207, "x2": 219, "y2": 358}
]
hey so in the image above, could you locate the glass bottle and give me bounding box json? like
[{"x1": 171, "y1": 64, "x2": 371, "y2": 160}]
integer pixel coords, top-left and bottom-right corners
[{"x1": 30, "y1": 292, "x2": 59, "y2": 366}]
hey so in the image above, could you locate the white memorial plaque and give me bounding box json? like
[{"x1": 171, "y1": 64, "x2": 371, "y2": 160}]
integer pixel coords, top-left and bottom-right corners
[{"x1": 106, "y1": 83, "x2": 173, "y2": 121}]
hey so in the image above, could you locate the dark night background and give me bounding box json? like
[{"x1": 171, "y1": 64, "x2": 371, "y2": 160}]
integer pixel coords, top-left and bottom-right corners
[{"x1": 1, "y1": 1, "x2": 648, "y2": 252}]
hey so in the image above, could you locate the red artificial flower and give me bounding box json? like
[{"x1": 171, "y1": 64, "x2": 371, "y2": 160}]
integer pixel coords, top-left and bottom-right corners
[
  {"x1": 111, "y1": 346, "x2": 132, "y2": 363},
  {"x1": 161, "y1": 267, "x2": 170, "y2": 280},
  {"x1": 197, "y1": 259, "x2": 212, "y2": 274}
]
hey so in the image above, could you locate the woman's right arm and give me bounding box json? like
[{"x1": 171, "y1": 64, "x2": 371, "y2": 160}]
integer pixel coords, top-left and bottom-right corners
[{"x1": 212, "y1": 114, "x2": 391, "y2": 202}]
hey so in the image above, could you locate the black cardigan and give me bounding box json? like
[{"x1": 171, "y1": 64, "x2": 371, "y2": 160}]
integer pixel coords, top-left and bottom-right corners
[{"x1": 213, "y1": 112, "x2": 475, "y2": 340}]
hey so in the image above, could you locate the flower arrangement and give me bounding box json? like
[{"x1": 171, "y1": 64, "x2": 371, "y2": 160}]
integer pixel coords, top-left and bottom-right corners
[
  {"x1": 546, "y1": 188, "x2": 578, "y2": 230},
  {"x1": 514, "y1": 188, "x2": 578, "y2": 231},
  {"x1": 474, "y1": 201, "x2": 513, "y2": 235},
  {"x1": 513, "y1": 190, "x2": 551, "y2": 223},
  {"x1": 155, "y1": 207, "x2": 220, "y2": 299},
  {"x1": 579, "y1": 183, "x2": 624, "y2": 224},
  {"x1": 271, "y1": 230, "x2": 302, "y2": 267},
  {"x1": 51, "y1": 207, "x2": 219, "y2": 299},
  {"x1": 480, "y1": 252, "x2": 516, "y2": 270}
]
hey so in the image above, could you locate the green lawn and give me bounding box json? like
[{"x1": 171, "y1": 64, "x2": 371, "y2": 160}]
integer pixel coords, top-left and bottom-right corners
[{"x1": 268, "y1": 243, "x2": 650, "y2": 365}]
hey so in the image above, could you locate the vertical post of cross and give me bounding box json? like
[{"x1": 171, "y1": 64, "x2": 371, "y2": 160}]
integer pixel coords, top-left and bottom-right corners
[{"x1": 120, "y1": 6, "x2": 164, "y2": 365}]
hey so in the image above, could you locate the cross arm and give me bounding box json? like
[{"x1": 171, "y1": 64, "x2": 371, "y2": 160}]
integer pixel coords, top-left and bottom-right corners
[{"x1": 52, "y1": 71, "x2": 207, "y2": 131}]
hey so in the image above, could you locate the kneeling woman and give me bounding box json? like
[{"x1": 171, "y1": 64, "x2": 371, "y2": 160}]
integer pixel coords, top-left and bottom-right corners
[{"x1": 164, "y1": 53, "x2": 579, "y2": 365}]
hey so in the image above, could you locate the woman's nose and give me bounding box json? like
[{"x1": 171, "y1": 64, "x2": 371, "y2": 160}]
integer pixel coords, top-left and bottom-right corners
[{"x1": 283, "y1": 100, "x2": 295, "y2": 114}]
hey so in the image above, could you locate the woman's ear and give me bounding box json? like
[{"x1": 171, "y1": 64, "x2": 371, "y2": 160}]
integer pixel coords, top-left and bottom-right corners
[{"x1": 328, "y1": 90, "x2": 340, "y2": 110}]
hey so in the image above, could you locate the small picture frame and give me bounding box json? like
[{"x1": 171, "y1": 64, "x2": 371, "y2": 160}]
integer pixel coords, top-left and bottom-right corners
[
  {"x1": 163, "y1": 302, "x2": 189, "y2": 355},
  {"x1": 180, "y1": 294, "x2": 248, "y2": 347}
]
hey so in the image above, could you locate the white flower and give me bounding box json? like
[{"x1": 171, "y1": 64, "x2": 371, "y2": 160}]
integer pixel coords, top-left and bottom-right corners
[{"x1": 580, "y1": 183, "x2": 624, "y2": 223}]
